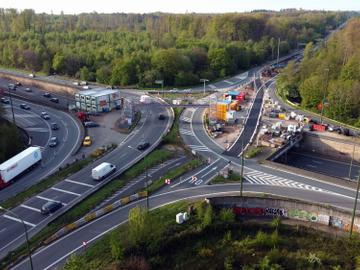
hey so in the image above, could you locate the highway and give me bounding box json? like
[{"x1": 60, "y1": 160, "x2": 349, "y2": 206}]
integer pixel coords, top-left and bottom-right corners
[
  {"x1": 12, "y1": 183, "x2": 359, "y2": 270},
  {"x1": 0, "y1": 97, "x2": 81, "y2": 201}
]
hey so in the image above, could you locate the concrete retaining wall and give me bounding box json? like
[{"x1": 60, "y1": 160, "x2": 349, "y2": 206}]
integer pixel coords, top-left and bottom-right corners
[
  {"x1": 301, "y1": 132, "x2": 360, "y2": 163},
  {"x1": 209, "y1": 195, "x2": 360, "y2": 234}
]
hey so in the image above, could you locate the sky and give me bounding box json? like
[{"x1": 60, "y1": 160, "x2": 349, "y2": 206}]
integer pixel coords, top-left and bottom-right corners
[{"x1": 1, "y1": 0, "x2": 359, "y2": 14}]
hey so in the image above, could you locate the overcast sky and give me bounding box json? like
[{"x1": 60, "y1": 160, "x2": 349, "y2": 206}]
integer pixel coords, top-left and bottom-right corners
[{"x1": 1, "y1": 0, "x2": 359, "y2": 14}]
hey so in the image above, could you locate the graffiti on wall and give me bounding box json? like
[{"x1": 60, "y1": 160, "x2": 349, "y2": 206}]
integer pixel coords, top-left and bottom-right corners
[
  {"x1": 287, "y1": 209, "x2": 330, "y2": 225},
  {"x1": 233, "y1": 207, "x2": 286, "y2": 217},
  {"x1": 329, "y1": 216, "x2": 360, "y2": 232}
]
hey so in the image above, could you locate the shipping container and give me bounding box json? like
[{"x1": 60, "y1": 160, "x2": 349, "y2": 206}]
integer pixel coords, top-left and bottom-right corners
[
  {"x1": 311, "y1": 124, "x2": 326, "y2": 132},
  {"x1": 0, "y1": 147, "x2": 42, "y2": 188}
]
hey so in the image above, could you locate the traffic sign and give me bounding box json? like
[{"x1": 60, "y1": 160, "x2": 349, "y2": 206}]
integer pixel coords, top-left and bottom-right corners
[{"x1": 165, "y1": 178, "x2": 171, "y2": 185}]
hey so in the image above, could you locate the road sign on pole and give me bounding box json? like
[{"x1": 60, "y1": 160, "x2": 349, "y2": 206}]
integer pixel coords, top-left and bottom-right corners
[{"x1": 165, "y1": 178, "x2": 171, "y2": 185}]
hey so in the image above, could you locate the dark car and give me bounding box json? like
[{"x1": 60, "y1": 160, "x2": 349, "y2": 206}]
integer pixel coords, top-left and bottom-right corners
[
  {"x1": 51, "y1": 123, "x2": 59, "y2": 130},
  {"x1": 158, "y1": 114, "x2": 166, "y2": 120},
  {"x1": 8, "y1": 84, "x2": 16, "y2": 90},
  {"x1": 137, "y1": 142, "x2": 150, "y2": 151},
  {"x1": 50, "y1": 97, "x2": 59, "y2": 103},
  {"x1": 49, "y1": 136, "x2": 58, "y2": 147},
  {"x1": 20, "y1": 104, "x2": 30, "y2": 110},
  {"x1": 84, "y1": 121, "x2": 100, "y2": 128},
  {"x1": 1, "y1": 97, "x2": 10, "y2": 104},
  {"x1": 41, "y1": 113, "x2": 50, "y2": 120},
  {"x1": 43, "y1": 92, "x2": 51, "y2": 98},
  {"x1": 15, "y1": 82, "x2": 22, "y2": 86},
  {"x1": 41, "y1": 201, "x2": 63, "y2": 215}
]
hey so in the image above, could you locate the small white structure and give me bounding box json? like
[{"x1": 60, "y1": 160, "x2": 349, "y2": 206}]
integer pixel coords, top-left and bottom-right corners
[
  {"x1": 140, "y1": 95, "x2": 151, "y2": 104},
  {"x1": 75, "y1": 88, "x2": 121, "y2": 112},
  {"x1": 176, "y1": 213, "x2": 184, "y2": 224}
]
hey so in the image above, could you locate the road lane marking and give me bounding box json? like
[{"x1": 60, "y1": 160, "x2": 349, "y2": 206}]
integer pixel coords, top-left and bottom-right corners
[
  {"x1": 65, "y1": 179, "x2": 95, "y2": 188},
  {"x1": 51, "y1": 187, "x2": 81, "y2": 196},
  {"x1": 20, "y1": 204, "x2": 41, "y2": 213},
  {"x1": 36, "y1": 195, "x2": 68, "y2": 206},
  {"x1": 223, "y1": 80, "x2": 233, "y2": 85},
  {"x1": 2, "y1": 214, "x2": 36, "y2": 227}
]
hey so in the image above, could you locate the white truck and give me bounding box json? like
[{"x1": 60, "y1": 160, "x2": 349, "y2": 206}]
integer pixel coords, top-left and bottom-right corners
[
  {"x1": 0, "y1": 147, "x2": 42, "y2": 188},
  {"x1": 140, "y1": 95, "x2": 151, "y2": 104},
  {"x1": 91, "y1": 162, "x2": 116, "y2": 181}
]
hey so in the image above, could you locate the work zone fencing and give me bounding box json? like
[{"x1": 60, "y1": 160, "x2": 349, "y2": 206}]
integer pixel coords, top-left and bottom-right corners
[{"x1": 43, "y1": 191, "x2": 148, "y2": 245}]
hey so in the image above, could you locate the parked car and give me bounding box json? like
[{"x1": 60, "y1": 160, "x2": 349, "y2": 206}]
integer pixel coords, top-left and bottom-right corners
[
  {"x1": 1, "y1": 97, "x2": 10, "y2": 104},
  {"x1": 43, "y1": 92, "x2": 51, "y2": 98},
  {"x1": 137, "y1": 142, "x2": 150, "y2": 151},
  {"x1": 84, "y1": 121, "x2": 99, "y2": 128},
  {"x1": 29, "y1": 73, "x2": 35, "y2": 78},
  {"x1": 50, "y1": 97, "x2": 59, "y2": 103},
  {"x1": 15, "y1": 82, "x2": 22, "y2": 86},
  {"x1": 49, "y1": 136, "x2": 58, "y2": 147},
  {"x1": 51, "y1": 123, "x2": 59, "y2": 130},
  {"x1": 25, "y1": 87, "x2": 32, "y2": 92},
  {"x1": 41, "y1": 201, "x2": 62, "y2": 215},
  {"x1": 72, "y1": 81, "x2": 80, "y2": 86},
  {"x1": 20, "y1": 104, "x2": 30, "y2": 110},
  {"x1": 83, "y1": 136, "x2": 92, "y2": 146},
  {"x1": 158, "y1": 114, "x2": 166, "y2": 120}
]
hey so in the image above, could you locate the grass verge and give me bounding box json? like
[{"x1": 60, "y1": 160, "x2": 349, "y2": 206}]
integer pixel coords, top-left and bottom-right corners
[
  {"x1": 161, "y1": 107, "x2": 183, "y2": 146},
  {"x1": 244, "y1": 146, "x2": 263, "y2": 159},
  {"x1": 1, "y1": 149, "x2": 174, "y2": 268},
  {"x1": 211, "y1": 172, "x2": 242, "y2": 184},
  {"x1": 147, "y1": 158, "x2": 203, "y2": 194}
]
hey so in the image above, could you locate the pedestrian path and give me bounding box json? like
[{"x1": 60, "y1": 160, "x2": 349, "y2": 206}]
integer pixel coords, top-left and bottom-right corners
[{"x1": 244, "y1": 170, "x2": 327, "y2": 192}]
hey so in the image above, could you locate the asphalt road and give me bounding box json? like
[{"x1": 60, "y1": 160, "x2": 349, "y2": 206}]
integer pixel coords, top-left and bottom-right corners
[
  {"x1": 0, "y1": 95, "x2": 172, "y2": 259},
  {"x1": 282, "y1": 151, "x2": 360, "y2": 180},
  {"x1": 0, "y1": 98, "x2": 81, "y2": 201},
  {"x1": 12, "y1": 183, "x2": 359, "y2": 270}
]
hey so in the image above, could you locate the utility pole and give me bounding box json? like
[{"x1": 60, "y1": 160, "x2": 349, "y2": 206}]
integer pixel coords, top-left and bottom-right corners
[
  {"x1": 0, "y1": 206, "x2": 33, "y2": 270},
  {"x1": 240, "y1": 141, "x2": 244, "y2": 197},
  {"x1": 145, "y1": 158, "x2": 149, "y2": 210},
  {"x1": 320, "y1": 68, "x2": 330, "y2": 124},
  {"x1": 276, "y1": 37, "x2": 280, "y2": 67},
  {"x1": 349, "y1": 172, "x2": 360, "y2": 238},
  {"x1": 8, "y1": 86, "x2": 16, "y2": 125},
  {"x1": 348, "y1": 142, "x2": 356, "y2": 180},
  {"x1": 200, "y1": 78, "x2": 209, "y2": 95}
]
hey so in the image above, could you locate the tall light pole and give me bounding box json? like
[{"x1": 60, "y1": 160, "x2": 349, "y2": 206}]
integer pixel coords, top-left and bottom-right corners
[
  {"x1": 320, "y1": 68, "x2": 330, "y2": 124},
  {"x1": 349, "y1": 172, "x2": 360, "y2": 238},
  {"x1": 7, "y1": 86, "x2": 16, "y2": 125},
  {"x1": 0, "y1": 206, "x2": 33, "y2": 270},
  {"x1": 276, "y1": 37, "x2": 281, "y2": 67},
  {"x1": 155, "y1": 80, "x2": 164, "y2": 98},
  {"x1": 348, "y1": 142, "x2": 356, "y2": 180},
  {"x1": 240, "y1": 140, "x2": 244, "y2": 197},
  {"x1": 200, "y1": 79, "x2": 209, "y2": 95}
]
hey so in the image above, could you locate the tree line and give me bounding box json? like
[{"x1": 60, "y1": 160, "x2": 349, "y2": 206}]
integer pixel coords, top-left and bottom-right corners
[
  {"x1": 277, "y1": 18, "x2": 360, "y2": 127},
  {"x1": 0, "y1": 9, "x2": 349, "y2": 87}
]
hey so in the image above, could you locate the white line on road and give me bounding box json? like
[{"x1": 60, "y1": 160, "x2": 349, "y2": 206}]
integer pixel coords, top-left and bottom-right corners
[
  {"x1": 20, "y1": 204, "x2": 41, "y2": 213},
  {"x1": 223, "y1": 80, "x2": 233, "y2": 85},
  {"x1": 51, "y1": 187, "x2": 81, "y2": 196},
  {"x1": 36, "y1": 195, "x2": 68, "y2": 206},
  {"x1": 2, "y1": 214, "x2": 36, "y2": 227},
  {"x1": 65, "y1": 179, "x2": 95, "y2": 188}
]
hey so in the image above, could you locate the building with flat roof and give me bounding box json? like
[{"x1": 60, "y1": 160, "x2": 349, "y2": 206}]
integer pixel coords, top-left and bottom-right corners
[{"x1": 75, "y1": 88, "x2": 121, "y2": 112}]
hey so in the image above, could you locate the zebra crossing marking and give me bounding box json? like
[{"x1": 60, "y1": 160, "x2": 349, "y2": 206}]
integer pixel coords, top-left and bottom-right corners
[
  {"x1": 179, "y1": 128, "x2": 194, "y2": 136},
  {"x1": 244, "y1": 171, "x2": 328, "y2": 193},
  {"x1": 188, "y1": 145, "x2": 209, "y2": 152}
]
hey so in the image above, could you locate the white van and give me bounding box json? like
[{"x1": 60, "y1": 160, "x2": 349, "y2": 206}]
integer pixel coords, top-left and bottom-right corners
[{"x1": 91, "y1": 162, "x2": 116, "y2": 181}]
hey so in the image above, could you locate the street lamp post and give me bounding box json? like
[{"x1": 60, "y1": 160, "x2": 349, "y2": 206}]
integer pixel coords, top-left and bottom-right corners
[
  {"x1": 200, "y1": 79, "x2": 209, "y2": 95},
  {"x1": 0, "y1": 206, "x2": 33, "y2": 270},
  {"x1": 7, "y1": 86, "x2": 16, "y2": 125},
  {"x1": 348, "y1": 142, "x2": 356, "y2": 180},
  {"x1": 240, "y1": 141, "x2": 244, "y2": 197},
  {"x1": 276, "y1": 37, "x2": 281, "y2": 67},
  {"x1": 320, "y1": 68, "x2": 330, "y2": 124},
  {"x1": 349, "y1": 172, "x2": 360, "y2": 238}
]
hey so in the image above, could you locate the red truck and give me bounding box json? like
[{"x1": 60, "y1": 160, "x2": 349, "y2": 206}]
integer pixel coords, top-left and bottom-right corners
[{"x1": 311, "y1": 124, "x2": 326, "y2": 132}]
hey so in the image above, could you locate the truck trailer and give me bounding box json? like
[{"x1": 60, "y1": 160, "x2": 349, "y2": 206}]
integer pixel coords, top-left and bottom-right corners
[{"x1": 0, "y1": 146, "x2": 42, "y2": 188}]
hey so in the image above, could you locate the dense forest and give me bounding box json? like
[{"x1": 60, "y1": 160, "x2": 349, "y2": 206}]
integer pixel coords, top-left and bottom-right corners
[
  {"x1": 0, "y1": 9, "x2": 348, "y2": 87},
  {"x1": 0, "y1": 105, "x2": 25, "y2": 162},
  {"x1": 277, "y1": 18, "x2": 360, "y2": 127}
]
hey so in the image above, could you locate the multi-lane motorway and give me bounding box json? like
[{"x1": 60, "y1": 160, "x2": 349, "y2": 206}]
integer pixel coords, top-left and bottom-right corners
[
  {"x1": 0, "y1": 80, "x2": 173, "y2": 261},
  {"x1": 0, "y1": 98, "x2": 81, "y2": 201}
]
